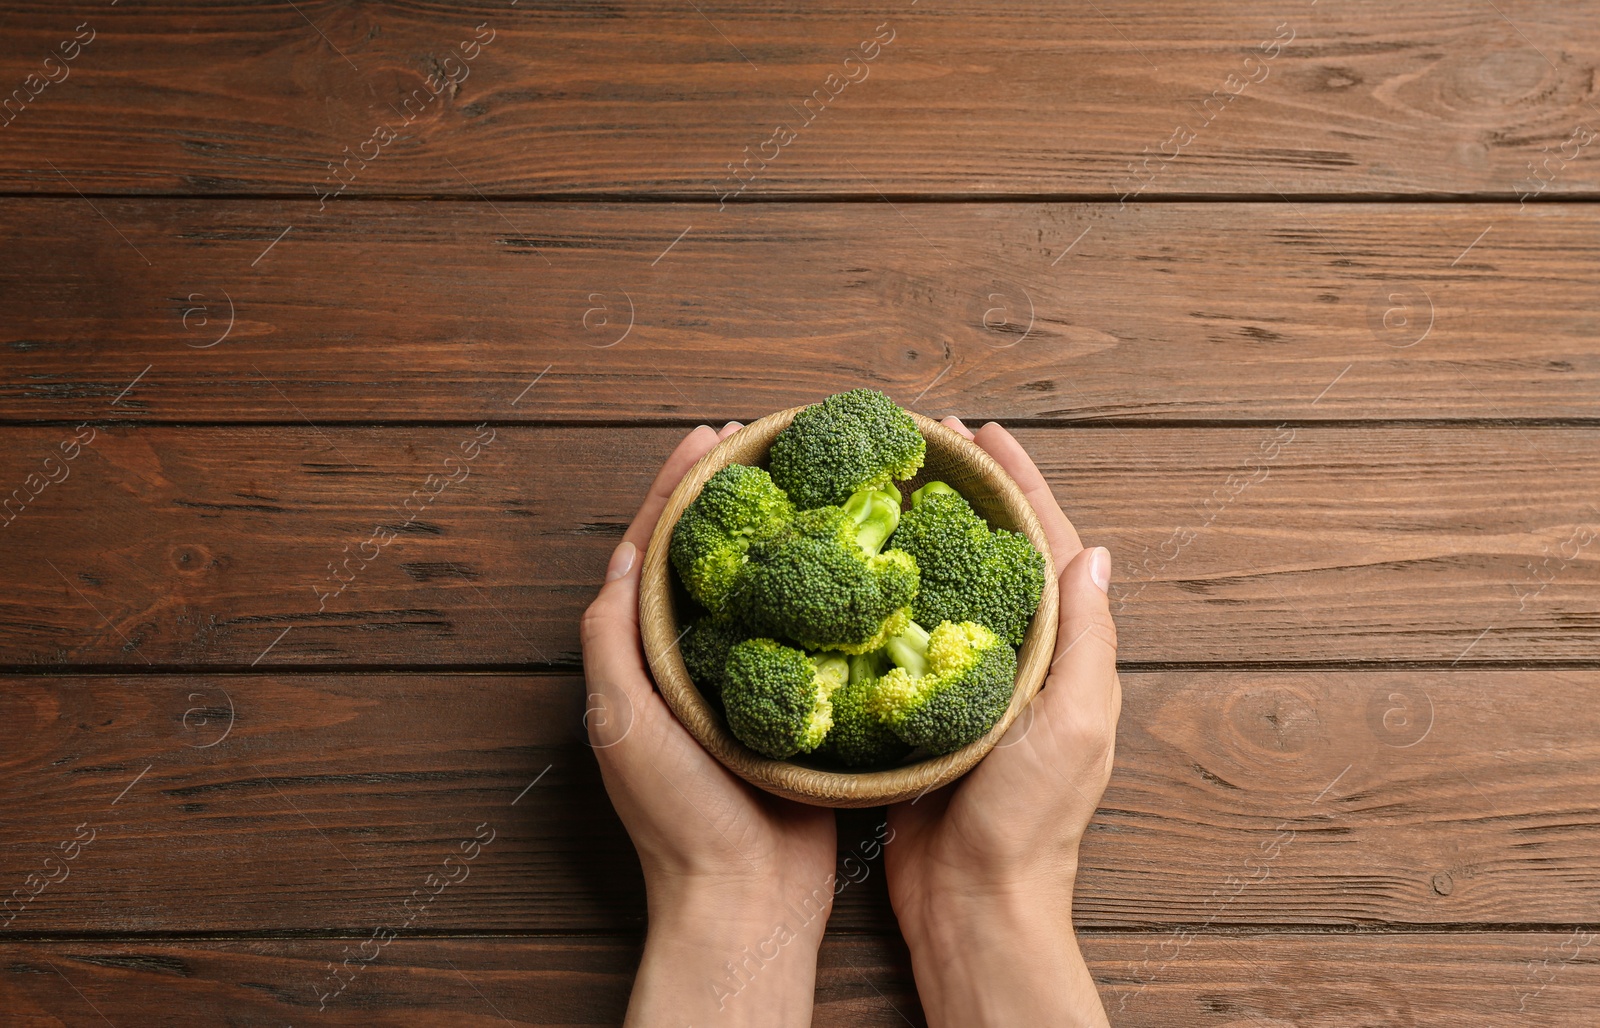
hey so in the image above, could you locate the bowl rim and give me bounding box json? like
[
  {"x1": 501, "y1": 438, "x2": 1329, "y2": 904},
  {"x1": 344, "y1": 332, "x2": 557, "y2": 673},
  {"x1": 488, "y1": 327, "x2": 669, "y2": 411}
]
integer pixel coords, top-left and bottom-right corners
[{"x1": 638, "y1": 406, "x2": 1059, "y2": 808}]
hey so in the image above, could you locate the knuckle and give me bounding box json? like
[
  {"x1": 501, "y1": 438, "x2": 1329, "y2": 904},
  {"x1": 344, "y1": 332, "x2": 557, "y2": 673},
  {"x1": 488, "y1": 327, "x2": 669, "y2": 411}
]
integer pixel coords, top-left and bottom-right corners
[
  {"x1": 1094, "y1": 710, "x2": 1120, "y2": 753},
  {"x1": 1060, "y1": 717, "x2": 1116, "y2": 785},
  {"x1": 1059, "y1": 607, "x2": 1119, "y2": 660},
  {"x1": 1085, "y1": 609, "x2": 1119, "y2": 655},
  {"x1": 1075, "y1": 708, "x2": 1118, "y2": 759},
  {"x1": 579, "y1": 602, "x2": 617, "y2": 647}
]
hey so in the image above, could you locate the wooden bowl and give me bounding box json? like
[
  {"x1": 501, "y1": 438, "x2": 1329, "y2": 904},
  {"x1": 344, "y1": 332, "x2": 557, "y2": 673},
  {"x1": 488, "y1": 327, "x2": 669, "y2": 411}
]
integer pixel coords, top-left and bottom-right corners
[{"x1": 639, "y1": 407, "x2": 1059, "y2": 808}]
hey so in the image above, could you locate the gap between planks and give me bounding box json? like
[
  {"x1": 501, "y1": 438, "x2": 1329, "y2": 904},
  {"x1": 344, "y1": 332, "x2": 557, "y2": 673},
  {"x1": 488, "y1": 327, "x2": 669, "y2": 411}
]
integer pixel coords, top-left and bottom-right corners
[
  {"x1": 3, "y1": 192, "x2": 1600, "y2": 204},
  {"x1": 5, "y1": 924, "x2": 1600, "y2": 943},
  {"x1": 14, "y1": 658, "x2": 1600, "y2": 677}
]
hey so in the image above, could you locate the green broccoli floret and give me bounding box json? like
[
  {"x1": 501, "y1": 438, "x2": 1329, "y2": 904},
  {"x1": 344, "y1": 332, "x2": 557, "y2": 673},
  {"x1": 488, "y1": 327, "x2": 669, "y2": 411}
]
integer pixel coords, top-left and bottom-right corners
[
  {"x1": 979, "y1": 530, "x2": 1047, "y2": 645},
  {"x1": 870, "y1": 620, "x2": 1018, "y2": 755},
  {"x1": 679, "y1": 610, "x2": 753, "y2": 704},
  {"x1": 769, "y1": 389, "x2": 927, "y2": 509},
  {"x1": 890, "y1": 482, "x2": 1046, "y2": 646},
  {"x1": 818, "y1": 649, "x2": 913, "y2": 768},
  {"x1": 723, "y1": 638, "x2": 849, "y2": 758},
  {"x1": 670, "y1": 464, "x2": 795, "y2": 612},
  {"x1": 744, "y1": 486, "x2": 919, "y2": 654}
]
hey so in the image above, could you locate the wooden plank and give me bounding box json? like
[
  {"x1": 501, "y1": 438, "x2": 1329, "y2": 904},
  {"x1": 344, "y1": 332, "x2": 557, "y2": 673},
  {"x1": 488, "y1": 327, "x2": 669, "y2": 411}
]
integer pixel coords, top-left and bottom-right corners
[
  {"x1": 1094, "y1": 930, "x2": 1600, "y2": 1026},
  {"x1": 1, "y1": 3, "x2": 1597, "y2": 197},
  {"x1": 1, "y1": 671, "x2": 1596, "y2": 933},
  {"x1": 0, "y1": 935, "x2": 918, "y2": 1026},
  {"x1": 0, "y1": 425, "x2": 1594, "y2": 667},
  {"x1": 3, "y1": 200, "x2": 1599, "y2": 423},
  {"x1": 4, "y1": 932, "x2": 1598, "y2": 1025}
]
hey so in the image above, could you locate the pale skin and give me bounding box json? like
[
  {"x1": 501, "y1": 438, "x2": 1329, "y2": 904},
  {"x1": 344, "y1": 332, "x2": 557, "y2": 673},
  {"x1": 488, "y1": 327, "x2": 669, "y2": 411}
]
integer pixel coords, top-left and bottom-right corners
[{"x1": 580, "y1": 417, "x2": 1120, "y2": 1026}]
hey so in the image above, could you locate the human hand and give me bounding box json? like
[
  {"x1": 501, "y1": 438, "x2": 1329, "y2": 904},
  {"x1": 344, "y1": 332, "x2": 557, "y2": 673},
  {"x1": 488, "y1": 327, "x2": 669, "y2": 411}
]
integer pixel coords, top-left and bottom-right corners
[
  {"x1": 581, "y1": 424, "x2": 838, "y2": 1027},
  {"x1": 885, "y1": 418, "x2": 1120, "y2": 1027}
]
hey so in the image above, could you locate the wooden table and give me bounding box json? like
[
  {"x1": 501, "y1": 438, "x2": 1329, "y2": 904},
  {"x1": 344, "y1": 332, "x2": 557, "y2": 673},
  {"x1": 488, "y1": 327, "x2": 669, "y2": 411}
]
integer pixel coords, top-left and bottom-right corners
[{"x1": 3, "y1": 2, "x2": 1598, "y2": 1024}]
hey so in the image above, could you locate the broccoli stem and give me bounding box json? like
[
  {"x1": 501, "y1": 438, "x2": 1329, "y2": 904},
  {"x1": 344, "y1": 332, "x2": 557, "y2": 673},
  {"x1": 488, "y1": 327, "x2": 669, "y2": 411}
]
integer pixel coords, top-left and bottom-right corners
[
  {"x1": 848, "y1": 648, "x2": 889, "y2": 686},
  {"x1": 813, "y1": 652, "x2": 850, "y2": 687},
  {"x1": 843, "y1": 486, "x2": 903, "y2": 556},
  {"x1": 911, "y1": 480, "x2": 957, "y2": 507},
  {"x1": 883, "y1": 619, "x2": 932, "y2": 678}
]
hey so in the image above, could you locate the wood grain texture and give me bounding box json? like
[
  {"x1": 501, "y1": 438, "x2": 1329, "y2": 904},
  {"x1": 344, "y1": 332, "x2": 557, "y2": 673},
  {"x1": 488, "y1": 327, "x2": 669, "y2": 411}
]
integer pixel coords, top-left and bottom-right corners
[
  {"x1": 6, "y1": 0, "x2": 1590, "y2": 1017},
  {"x1": 5, "y1": 932, "x2": 1599, "y2": 1026},
  {"x1": 2, "y1": 671, "x2": 1596, "y2": 933},
  {"x1": 1, "y1": 3, "x2": 1597, "y2": 197},
  {"x1": 1093, "y1": 930, "x2": 1600, "y2": 1026},
  {"x1": 0, "y1": 935, "x2": 921, "y2": 1027},
  {"x1": 0, "y1": 425, "x2": 1594, "y2": 667},
  {"x1": 2, "y1": 200, "x2": 1599, "y2": 423}
]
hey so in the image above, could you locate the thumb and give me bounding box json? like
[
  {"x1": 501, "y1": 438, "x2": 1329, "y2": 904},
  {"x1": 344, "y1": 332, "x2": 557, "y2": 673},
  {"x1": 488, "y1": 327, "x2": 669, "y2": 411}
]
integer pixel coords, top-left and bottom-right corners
[
  {"x1": 1035, "y1": 546, "x2": 1120, "y2": 757},
  {"x1": 579, "y1": 540, "x2": 648, "y2": 747}
]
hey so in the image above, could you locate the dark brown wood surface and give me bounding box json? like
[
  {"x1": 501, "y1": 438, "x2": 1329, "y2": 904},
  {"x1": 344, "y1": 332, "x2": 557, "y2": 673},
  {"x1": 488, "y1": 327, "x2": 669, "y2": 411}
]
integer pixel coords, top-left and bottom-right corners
[
  {"x1": 0, "y1": 671, "x2": 1595, "y2": 935},
  {"x1": 1, "y1": 2, "x2": 1597, "y2": 198},
  {"x1": 5, "y1": 932, "x2": 1597, "y2": 1026},
  {"x1": 3, "y1": 1, "x2": 1595, "y2": 1023},
  {"x1": 0, "y1": 425, "x2": 1594, "y2": 667},
  {"x1": 2, "y1": 201, "x2": 1597, "y2": 424}
]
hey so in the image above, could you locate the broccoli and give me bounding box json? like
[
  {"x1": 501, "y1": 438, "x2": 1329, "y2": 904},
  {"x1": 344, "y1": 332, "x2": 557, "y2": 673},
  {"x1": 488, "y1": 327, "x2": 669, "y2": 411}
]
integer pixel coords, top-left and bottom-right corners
[
  {"x1": 818, "y1": 649, "x2": 913, "y2": 768},
  {"x1": 665, "y1": 393, "x2": 1043, "y2": 772},
  {"x1": 890, "y1": 481, "x2": 1046, "y2": 646},
  {"x1": 768, "y1": 389, "x2": 927, "y2": 509},
  {"x1": 744, "y1": 486, "x2": 919, "y2": 654},
  {"x1": 870, "y1": 619, "x2": 1018, "y2": 755},
  {"x1": 669, "y1": 463, "x2": 795, "y2": 612},
  {"x1": 679, "y1": 610, "x2": 752, "y2": 704},
  {"x1": 978, "y1": 530, "x2": 1047, "y2": 646},
  {"x1": 722, "y1": 638, "x2": 849, "y2": 758}
]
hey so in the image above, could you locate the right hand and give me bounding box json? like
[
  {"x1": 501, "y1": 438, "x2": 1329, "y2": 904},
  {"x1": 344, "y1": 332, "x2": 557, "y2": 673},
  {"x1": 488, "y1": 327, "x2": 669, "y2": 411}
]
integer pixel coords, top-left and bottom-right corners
[{"x1": 884, "y1": 417, "x2": 1120, "y2": 1027}]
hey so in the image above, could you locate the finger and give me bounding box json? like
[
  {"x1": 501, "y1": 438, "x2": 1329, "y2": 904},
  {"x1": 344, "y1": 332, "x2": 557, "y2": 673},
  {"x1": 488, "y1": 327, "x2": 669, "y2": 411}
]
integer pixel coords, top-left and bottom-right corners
[
  {"x1": 581, "y1": 541, "x2": 647, "y2": 687},
  {"x1": 974, "y1": 421, "x2": 1082, "y2": 570},
  {"x1": 621, "y1": 425, "x2": 720, "y2": 551},
  {"x1": 582, "y1": 543, "x2": 761, "y2": 814},
  {"x1": 717, "y1": 420, "x2": 744, "y2": 439},
  {"x1": 940, "y1": 415, "x2": 975, "y2": 440},
  {"x1": 580, "y1": 540, "x2": 656, "y2": 749},
  {"x1": 1037, "y1": 546, "x2": 1120, "y2": 763}
]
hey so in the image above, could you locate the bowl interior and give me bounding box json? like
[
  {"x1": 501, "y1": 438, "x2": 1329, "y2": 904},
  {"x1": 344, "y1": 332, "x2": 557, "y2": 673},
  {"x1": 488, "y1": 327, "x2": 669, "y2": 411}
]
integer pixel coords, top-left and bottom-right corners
[{"x1": 639, "y1": 407, "x2": 1058, "y2": 808}]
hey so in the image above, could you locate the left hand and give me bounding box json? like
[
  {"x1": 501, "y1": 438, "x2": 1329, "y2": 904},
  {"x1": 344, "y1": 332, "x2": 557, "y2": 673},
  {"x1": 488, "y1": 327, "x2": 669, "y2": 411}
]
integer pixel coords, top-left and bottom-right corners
[{"x1": 581, "y1": 423, "x2": 838, "y2": 1026}]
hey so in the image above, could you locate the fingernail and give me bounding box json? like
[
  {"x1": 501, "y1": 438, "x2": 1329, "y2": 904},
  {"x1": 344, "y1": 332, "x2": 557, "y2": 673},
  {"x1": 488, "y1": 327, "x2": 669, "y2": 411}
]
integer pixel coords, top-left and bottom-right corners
[
  {"x1": 606, "y1": 540, "x2": 637, "y2": 582},
  {"x1": 724, "y1": 421, "x2": 743, "y2": 432},
  {"x1": 1089, "y1": 547, "x2": 1111, "y2": 593},
  {"x1": 943, "y1": 416, "x2": 968, "y2": 433}
]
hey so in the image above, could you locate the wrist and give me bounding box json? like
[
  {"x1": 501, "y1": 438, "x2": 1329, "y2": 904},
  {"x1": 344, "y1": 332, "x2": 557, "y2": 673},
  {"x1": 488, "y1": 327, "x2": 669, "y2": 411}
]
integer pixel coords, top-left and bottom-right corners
[
  {"x1": 894, "y1": 858, "x2": 1079, "y2": 943},
  {"x1": 900, "y1": 873, "x2": 1076, "y2": 962},
  {"x1": 628, "y1": 873, "x2": 834, "y2": 1027},
  {"x1": 895, "y1": 873, "x2": 1108, "y2": 1028},
  {"x1": 647, "y1": 868, "x2": 835, "y2": 943}
]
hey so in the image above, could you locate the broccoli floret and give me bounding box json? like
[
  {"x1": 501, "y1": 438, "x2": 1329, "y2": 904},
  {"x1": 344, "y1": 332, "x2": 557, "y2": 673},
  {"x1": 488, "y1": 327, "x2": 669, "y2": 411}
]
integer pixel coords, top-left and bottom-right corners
[
  {"x1": 870, "y1": 620, "x2": 1018, "y2": 755},
  {"x1": 890, "y1": 482, "x2": 1046, "y2": 646},
  {"x1": 723, "y1": 638, "x2": 849, "y2": 758},
  {"x1": 979, "y1": 529, "x2": 1047, "y2": 646},
  {"x1": 744, "y1": 486, "x2": 919, "y2": 654},
  {"x1": 679, "y1": 610, "x2": 753, "y2": 704},
  {"x1": 670, "y1": 464, "x2": 795, "y2": 612},
  {"x1": 818, "y1": 649, "x2": 913, "y2": 768},
  {"x1": 769, "y1": 389, "x2": 927, "y2": 509},
  {"x1": 889, "y1": 482, "x2": 989, "y2": 612}
]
